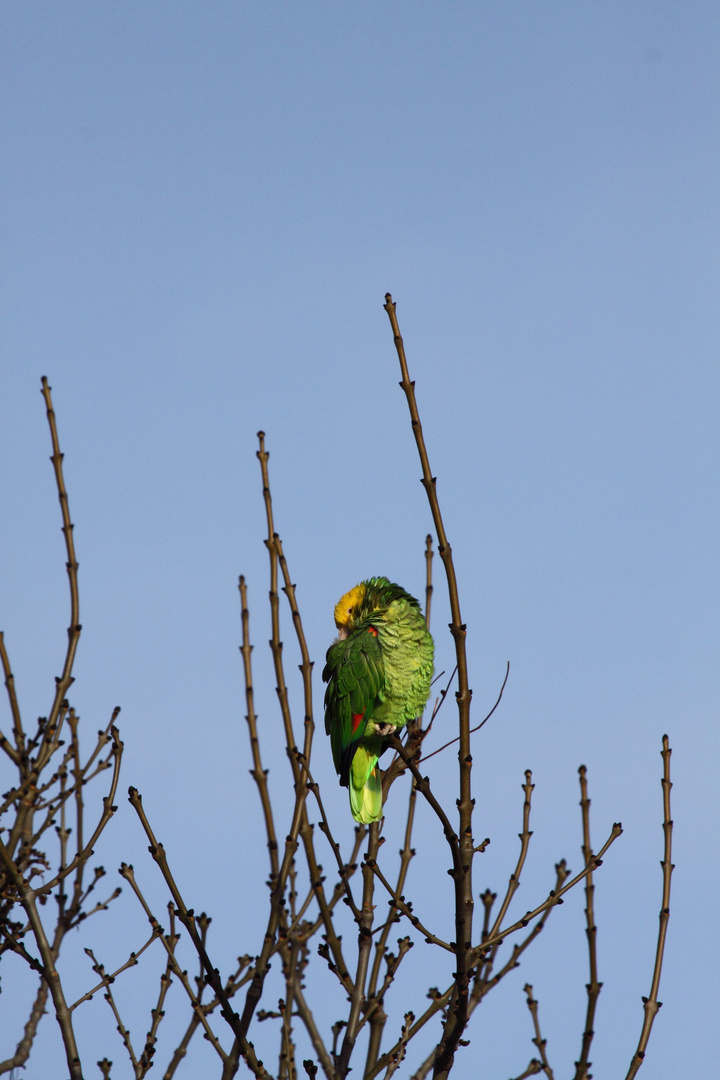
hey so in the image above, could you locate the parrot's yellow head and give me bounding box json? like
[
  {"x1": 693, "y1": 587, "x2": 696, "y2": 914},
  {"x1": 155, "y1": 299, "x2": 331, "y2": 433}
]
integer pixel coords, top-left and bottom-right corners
[{"x1": 334, "y1": 583, "x2": 366, "y2": 638}]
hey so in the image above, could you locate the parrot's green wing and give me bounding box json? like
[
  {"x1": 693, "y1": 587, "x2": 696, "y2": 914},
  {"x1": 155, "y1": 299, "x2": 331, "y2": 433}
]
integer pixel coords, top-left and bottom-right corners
[{"x1": 322, "y1": 624, "x2": 385, "y2": 787}]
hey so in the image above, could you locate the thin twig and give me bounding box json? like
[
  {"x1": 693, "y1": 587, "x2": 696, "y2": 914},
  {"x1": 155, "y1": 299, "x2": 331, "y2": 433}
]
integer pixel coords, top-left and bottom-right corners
[
  {"x1": 161, "y1": 953, "x2": 254, "y2": 1079},
  {"x1": 303, "y1": 763, "x2": 361, "y2": 922},
  {"x1": 368, "y1": 987, "x2": 453, "y2": 1080},
  {"x1": 391, "y1": 826, "x2": 615, "y2": 1080},
  {"x1": 138, "y1": 906, "x2": 178, "y2": 1076},
  {"x1": 624, "y1": 735, "x2": 673, "y2": 1080},
  {"x1": 370, "y1": 861, "x2": 453, "y2": 952},
  {"x1": 473, "y1": 862, "x2": 569, "y2": 1005},
  {"x1": 383, "y1": 1011, "x2": 415, "y2": 1079},
  {"x1": 425, "y1": 534, "x2": 434, "y2": 628},
  {"x1": 248, "y1": 433, "x2": 349, "y2": 1015},
  {"x1": 421, "y1": 662, "x2": 509, "y2": 764},
  {"x1": 384, "y1": 294, "x2": 474, "y2": 1079},
  {"x1": 119, "y1": 863, "x2": 231, "y2": 1063},
  {"x1": 124, "y1": 800, "x2": 270, "y2": 1078},
  {"x1": 240, "y1": 523, "x2": 336, "y2": 1078},
  {"x1": 360, "y1": 936, "x2": 414, "y2": 1035},
  {"x1": 35, "y1": 726, "x2": 123, "y2": 896},
  {"x1": 369, "y1": 789, "x2": 419, "y2": 989},
  {"x1": 0, "y1": 837, "x2": 83, "y2": 1079},
  {"x1": 0, "y1": 918, "x2": 45, "y2": 976},
  {"x1": 299, "y1": 824, "x2": 364, "y2": 933},
  {"x1": 483, "y1": 772, "x2": 535, "y2": 954},
  {"x1": 408, "y1": 858, "x2": 568, "y2": 1080},
  {"x1": 272, "y1": 530, "x2": 315, "y2": 764},
  {"x1": 336, "y1": 824, "x2": 381, "y2": 1077},
  {"x1": 523, "y1": 984, "x2": 554, "y2": 1079},
  {"x1": 238, "y1": 575, "x2": 280, "y2": 884},
  {"x1": 69, "y1": 929, "x2": 162, "y2": 1011},
  {"x1": 292, "y1": 981, "x2": 335, "y2": 1080},
  {"x1": 235, "y1": 754, "x2": 315, "y2": 1042},
  {"x1": 383, "y1": 667, "x2": 457, "y2": 789},
  {"x1": 256, "y1": 431, "x2": 298, "y2": 765},
  {"x1": 382, "y1": 733, "x2": 480, "y2": 947},
  {"x1": 474, "y1": 822, "x2": 623, "y2": 959},
  {"x1": 86, "y1": 947, "x2": 139, "y2": 1074},
  {"x1": 0, "y1": 975, "x2": 50, "y2": 1073},
  {"x1": 0, "y1": 632, "x2": 24, "y2": 762},
  {"x1": 66, "y1": 711, "x2": 86, "y2": 922},
  {"x1": 573, "y1": 766, "x2": 600, "y2": 1080},
  {"x1": 365, "y1": 784, "x2": 420, "y2": 1076},
  {"x1": 37, "y1": 377, "x2": 81, "y2": 770},
  {"x1": 508, "y1": 1062, "x2": 543, "y2": 1080}
]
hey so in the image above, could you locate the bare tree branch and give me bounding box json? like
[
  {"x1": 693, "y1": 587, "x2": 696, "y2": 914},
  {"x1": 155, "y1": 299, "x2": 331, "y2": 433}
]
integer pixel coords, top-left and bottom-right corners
[
  {"x1": 508, "y1": 1061, "x2": 543, "y2": 1080},
  {"x1": 473, "y1": 862, "x2": 569, "y2": 1006},
  {"x1": 1, "y1": 319, "x2": 673, "y2": 1080},
  {"x1": 421, "y1": 663, "x2": 509, "y2": 764},
  {"x1": 424, "y1": 534, "x2": 434, "y2": 629},
  {"x1": 0, "y1": 975, "x2": 50, "y2": 1074},
  {"x1": 0, "y1": 837, "x2": 83, "y2": 1079},
  {"x1": 624, "y1": 735, "x2": 674, "y2": 1080},
  {"x1": 523, "y1": 984, "x2": 554, "y2": 1080},
  {"x1": 69, "y1": 929, "x2": 162, "y2": 1011},
  {"x1": 336, "y1": 824, "x2": 381, "y2": 1077},
  {"x1": 370, "y1": 859, "x2": 453, "y2": 952},
  {"x1": 573, "y1": 766, "x2": 600, "y2": 1080},
  {"x1": 0, "y1": 632, "x2": 23, "y2": 763},
  {"x1": 35, "y1": 726, "x2": 123, "y2": 897},
  {"x1": 238, "y1": 575, "x2": 280, "y2": 884},
  {"x1": 124, "y1": 799, "x2": 271, "y2": 1078},
  {"x1": 475, "y1": 822, "x2": 623, "y2": 959},
  {"x1": 384, "y1": 294, "x2": 474, "y2": 1079},
  {"x1": 36, "y1": 377, "x2": 81, "y2": 772},
  {"x1": 364, "y1": 783, "x2": 420, "y2": 1076}
]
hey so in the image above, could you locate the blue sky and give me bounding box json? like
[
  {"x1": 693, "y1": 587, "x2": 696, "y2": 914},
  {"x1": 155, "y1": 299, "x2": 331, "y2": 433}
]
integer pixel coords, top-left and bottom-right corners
[{"x1": 1, "y1": 3, "x2": 718, "y2": 1077}]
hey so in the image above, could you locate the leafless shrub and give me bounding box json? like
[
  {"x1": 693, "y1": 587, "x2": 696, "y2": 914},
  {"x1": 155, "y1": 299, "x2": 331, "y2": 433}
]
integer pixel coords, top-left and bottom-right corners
[{"x1": 0, "y1": 302, "x2": 673, "y2": 1079}]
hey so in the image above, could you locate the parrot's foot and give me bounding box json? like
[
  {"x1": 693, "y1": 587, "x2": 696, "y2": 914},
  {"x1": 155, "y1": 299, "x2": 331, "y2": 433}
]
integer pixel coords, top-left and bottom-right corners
[{"x1": 372, "y1": 722, "x2": 396, "y2": 737}]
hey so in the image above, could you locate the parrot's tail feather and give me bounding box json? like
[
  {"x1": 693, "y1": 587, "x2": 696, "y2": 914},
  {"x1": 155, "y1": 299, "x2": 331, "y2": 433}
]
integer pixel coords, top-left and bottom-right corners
[{"x1": 350, "y1": 764, "x2": 383, "y2": 824}]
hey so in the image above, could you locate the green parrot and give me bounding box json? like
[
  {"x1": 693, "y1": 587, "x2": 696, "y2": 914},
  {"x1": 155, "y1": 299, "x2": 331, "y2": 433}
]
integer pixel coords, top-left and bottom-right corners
[{"x1": 322, "y1": 577, "x2": 434, "y2": 824}]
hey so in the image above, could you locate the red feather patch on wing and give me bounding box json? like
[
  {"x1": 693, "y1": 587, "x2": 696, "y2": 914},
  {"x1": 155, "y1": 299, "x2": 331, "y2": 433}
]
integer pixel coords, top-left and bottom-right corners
[{"x1": 352, "y1": 711, "x2": 365, "y2": 734}]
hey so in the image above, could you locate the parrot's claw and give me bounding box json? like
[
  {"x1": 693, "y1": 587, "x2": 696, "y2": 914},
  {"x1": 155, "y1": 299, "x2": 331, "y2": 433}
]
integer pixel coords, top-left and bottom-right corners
[{"x1": 372, "y1": 722, "x2": 396, "y2": 737}]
